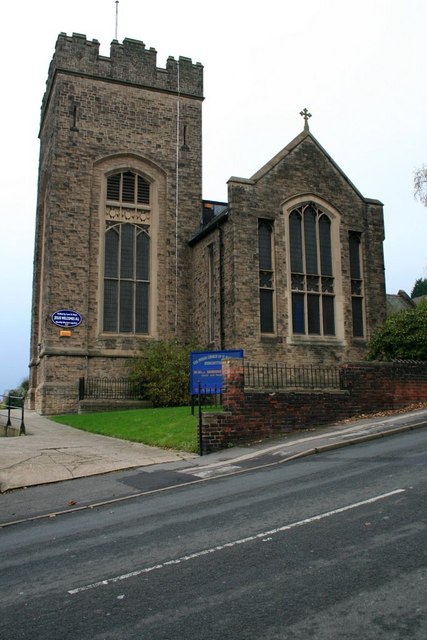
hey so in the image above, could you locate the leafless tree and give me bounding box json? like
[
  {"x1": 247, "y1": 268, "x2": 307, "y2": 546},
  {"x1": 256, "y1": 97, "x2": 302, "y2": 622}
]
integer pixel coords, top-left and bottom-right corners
[{"x1": 414, "y1": 165, "x2": 427, "y2": 206}]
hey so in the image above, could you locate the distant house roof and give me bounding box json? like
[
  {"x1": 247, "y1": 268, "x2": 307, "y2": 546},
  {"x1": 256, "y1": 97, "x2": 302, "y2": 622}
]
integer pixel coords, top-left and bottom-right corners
[
  {"x1": 413, "y1": 294, "x2": 427, "y2": 306},
  {"x1": 386, "y1": 290, "x2": 416, "y2": 316}
]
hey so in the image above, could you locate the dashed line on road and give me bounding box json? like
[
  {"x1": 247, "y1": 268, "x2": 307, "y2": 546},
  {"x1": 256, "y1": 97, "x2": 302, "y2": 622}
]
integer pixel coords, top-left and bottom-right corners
[{"x1": 67, "y1": 488, "x2": 405, "y2": 596}]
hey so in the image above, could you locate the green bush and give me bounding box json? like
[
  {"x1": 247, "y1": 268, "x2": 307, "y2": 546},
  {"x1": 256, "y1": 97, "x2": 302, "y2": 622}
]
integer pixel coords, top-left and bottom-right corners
[
  {"x1": 129, "y1": 341, "x2": 194, "y2": 407},
  {"x1": 367, "y1": 299, "x2": 427, "y2": 361}
]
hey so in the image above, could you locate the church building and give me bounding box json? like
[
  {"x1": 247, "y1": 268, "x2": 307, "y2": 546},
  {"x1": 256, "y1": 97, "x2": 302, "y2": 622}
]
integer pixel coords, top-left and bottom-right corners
[{"x1": 28, "y1": 33, "x2": 387, "y2": 414}]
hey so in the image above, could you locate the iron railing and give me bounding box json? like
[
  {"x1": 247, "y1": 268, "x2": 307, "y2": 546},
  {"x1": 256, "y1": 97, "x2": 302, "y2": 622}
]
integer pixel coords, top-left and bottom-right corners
[
  {"x1": 244, "y1": 362, "x2": 341, "y2": 390},
  {"x1": 0, "y1": 394, "x2": 26, "y2": 435},
  {"x1": 79, "y1": 377, "x2": 146, "y2": 401}
]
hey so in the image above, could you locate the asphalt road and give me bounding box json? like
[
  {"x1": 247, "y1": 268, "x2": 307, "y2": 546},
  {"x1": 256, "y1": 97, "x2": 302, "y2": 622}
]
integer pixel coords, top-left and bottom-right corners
[{"x1": 1, "y1": 429, "x2": 426, "y2": 639}]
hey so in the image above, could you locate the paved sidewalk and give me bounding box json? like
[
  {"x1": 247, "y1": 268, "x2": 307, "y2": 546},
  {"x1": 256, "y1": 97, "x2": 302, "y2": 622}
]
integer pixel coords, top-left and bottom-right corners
[
  {"x1": 0, "y1": 411, "x2": 195, "y2": 493},
  {"x1": 1, "y1": 407, "x2": 427, "y2": 494}
]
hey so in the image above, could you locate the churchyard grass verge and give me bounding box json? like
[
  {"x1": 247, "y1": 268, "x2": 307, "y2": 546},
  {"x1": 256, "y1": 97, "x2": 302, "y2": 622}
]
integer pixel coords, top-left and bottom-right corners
[{"x1": 50, "y1": 406, "x2": 199, "y2": 452}]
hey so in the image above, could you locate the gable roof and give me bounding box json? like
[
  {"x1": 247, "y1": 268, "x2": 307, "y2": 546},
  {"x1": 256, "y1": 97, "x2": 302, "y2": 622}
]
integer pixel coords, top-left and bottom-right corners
[
  {"x1": 386, "y1": 290, "x2": 416, "y2": 316},
  {"x1": 228, "y1": 127, "x2": 383, "y2": 206}
]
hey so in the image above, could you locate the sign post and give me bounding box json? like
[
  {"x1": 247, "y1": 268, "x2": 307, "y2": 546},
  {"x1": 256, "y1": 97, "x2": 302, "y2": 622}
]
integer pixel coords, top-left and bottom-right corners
[{"x1": 190, "y1": 350, "x2": 243, "y2": 456}]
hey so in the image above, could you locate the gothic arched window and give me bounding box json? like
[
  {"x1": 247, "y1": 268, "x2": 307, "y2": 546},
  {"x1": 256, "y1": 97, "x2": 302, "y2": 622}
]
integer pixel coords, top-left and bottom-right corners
[
  {"x1": 103, "y1": 171, "x2": 151, "y2": 334},
  {"x1": 289, "y1": 203, "x2": 335, "y2": 336}
]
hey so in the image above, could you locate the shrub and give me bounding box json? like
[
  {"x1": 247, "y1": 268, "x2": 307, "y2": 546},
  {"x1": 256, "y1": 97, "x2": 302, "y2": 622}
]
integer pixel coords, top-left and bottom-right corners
[
  {"x1": 129, "y1": 341, "x2": 193, "y2": 407},
  {"x1": 366, "y1": 299, "x2": 427, "y2": 361}
]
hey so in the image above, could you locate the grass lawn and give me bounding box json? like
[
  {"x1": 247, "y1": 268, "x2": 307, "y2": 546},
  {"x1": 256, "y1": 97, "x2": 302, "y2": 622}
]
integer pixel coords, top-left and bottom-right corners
[{"x1": 50, "y1": 406, "x2": 200, "y2": 452}]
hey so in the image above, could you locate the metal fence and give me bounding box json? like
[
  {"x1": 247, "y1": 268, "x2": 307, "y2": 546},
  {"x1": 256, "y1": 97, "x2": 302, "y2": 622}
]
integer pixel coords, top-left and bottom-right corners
[
  {"x1": 244, "y1": 362, "x2": 341, "y2": 390},
  {"x1": 0, "y1": 394, "x2": 26, "y2": 435},
  {"x1": 78, "y1": 377, "x2": 146, "y2": 400}
]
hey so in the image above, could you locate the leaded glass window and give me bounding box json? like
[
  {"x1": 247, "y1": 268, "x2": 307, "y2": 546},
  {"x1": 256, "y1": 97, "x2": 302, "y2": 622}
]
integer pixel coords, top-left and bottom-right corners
[
  {"x1": 208, "y1": 244, "x2": 215, "y2": 343},
  {"x1": 103, "y1": 222, "x2": 150, "y2": 334},
  {"x1": 103, "y1": 168, "x2": 152, "y2": 335},
  {"x1": 289, "y1": 203, "x2": 335, "y2": 336},
  {"x1": 349, "y1": 231, "x2": 364, "y2": 337},
  {"x1": 258, "y1": 220, "x2": 275, "y2": 333}
]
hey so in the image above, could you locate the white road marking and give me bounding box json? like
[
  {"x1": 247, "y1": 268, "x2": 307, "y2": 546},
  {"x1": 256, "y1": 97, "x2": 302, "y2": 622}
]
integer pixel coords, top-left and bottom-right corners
[
  {"x1": 68, "y1": 488, "x2": 405, "y2": 595},
  {"x1": 181, "y1": 414, "x2": 427, "y2": 473},
  {"x1": 190, "y1": 465, "x2": 242, "y2": 478}
]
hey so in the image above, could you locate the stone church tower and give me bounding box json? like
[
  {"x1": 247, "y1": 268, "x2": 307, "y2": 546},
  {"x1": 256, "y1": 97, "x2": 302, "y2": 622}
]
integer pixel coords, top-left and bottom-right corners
[{"x1": 28, "y1": 33, "x2": 203, "y2": 414}]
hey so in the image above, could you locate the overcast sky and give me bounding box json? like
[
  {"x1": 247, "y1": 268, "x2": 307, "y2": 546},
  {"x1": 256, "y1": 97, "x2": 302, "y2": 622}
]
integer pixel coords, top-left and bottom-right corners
[{"x1": 1, "y1": 0, "x2": 426, "y2": 394}]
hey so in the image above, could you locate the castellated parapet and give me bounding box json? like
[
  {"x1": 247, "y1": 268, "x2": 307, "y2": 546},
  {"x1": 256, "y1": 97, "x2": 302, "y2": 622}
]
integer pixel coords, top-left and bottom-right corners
[{"x1": 41, "y1": 32, "x2": 203, "y2": 126}]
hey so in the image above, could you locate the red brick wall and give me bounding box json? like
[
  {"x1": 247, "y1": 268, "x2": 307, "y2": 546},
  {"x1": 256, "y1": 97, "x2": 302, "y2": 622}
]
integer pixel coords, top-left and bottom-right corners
[{"x1": 200, "y1": 359, "x2": 427, "y2": 453}]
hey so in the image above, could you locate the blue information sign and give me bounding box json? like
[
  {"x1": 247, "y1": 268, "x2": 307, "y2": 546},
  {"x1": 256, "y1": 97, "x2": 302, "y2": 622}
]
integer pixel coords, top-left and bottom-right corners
[
  {"x1": 51, "y1": 309, "x2": 82, "y2": 328},
  {"x1": 190, "y1": 349, "x2": 244, "y2": 395}
]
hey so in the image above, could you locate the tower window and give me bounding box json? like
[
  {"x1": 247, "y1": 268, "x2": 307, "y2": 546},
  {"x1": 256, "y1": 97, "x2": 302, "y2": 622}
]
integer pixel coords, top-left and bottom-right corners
[
  {"x1": 107, "y1": 171, "x2": 150, "y2": 205},
  {"x1": 103, "y1": 222, "x2": 150, "y2": 334},
  {"x1": 103, "y1": 169, "x2": 152, "y2": 335}
]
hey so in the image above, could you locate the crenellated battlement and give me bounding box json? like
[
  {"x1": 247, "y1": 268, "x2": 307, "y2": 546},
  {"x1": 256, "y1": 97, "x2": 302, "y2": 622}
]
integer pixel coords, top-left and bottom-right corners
[{"x1": 41, "y1": 32, "x2": 203, "y2": 121}]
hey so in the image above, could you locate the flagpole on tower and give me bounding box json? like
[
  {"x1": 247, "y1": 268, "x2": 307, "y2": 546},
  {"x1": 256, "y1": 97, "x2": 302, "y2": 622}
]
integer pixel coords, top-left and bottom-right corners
[{"x1": 115, "y1": 1, "x2": 119, "y2": 40}]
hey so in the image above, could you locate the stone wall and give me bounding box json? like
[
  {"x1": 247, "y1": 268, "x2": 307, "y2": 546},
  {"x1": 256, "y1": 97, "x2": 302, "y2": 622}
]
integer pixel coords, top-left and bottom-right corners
[{"x1": 200, "y1": 358, "x2": 427, "y2": 453}]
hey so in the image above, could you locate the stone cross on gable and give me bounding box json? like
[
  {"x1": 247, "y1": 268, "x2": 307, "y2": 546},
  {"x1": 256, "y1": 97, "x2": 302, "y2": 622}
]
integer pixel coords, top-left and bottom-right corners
[{"x1": 300, "y1": 108, "x2": 312, "y2": 131}]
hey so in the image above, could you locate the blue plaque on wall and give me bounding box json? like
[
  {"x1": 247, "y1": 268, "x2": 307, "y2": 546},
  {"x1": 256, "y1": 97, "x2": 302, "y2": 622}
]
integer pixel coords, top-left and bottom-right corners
[{"x1": 51, "y1": 309, "x2": 82, "y2": 328}]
